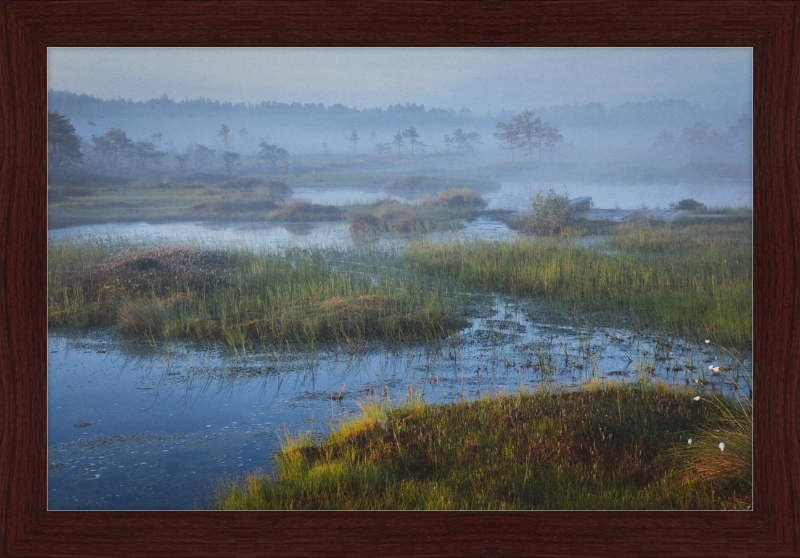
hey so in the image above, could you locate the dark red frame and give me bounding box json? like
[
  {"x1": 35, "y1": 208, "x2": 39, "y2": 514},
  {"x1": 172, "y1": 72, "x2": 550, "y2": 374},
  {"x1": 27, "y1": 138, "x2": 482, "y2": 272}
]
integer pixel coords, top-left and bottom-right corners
[{"x1": 2, "y1": 2, "x2": 798, "y2": 556}]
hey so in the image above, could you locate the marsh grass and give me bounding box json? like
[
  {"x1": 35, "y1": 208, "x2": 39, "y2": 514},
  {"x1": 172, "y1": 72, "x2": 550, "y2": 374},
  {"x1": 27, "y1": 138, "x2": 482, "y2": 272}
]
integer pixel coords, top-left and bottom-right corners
[
  {"x1": 212, "y1": 382, "x2": 751, "y2": 510},
  {"x1": 48, "y1": 240, "x2": 464, "y2": 346},
  {"x1": 402, "y1": 217, "x2": 752, "y2": 348},
  {"x1": 348, "y1": 189, "x2": 487, "y2": 235}
]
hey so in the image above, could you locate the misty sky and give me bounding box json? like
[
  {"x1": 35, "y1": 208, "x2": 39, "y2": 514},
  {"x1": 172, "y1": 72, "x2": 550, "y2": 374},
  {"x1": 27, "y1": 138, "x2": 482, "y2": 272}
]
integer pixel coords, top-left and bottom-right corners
[{"x1": 48, "y1": 47, "x2": 752, "y2": 115}]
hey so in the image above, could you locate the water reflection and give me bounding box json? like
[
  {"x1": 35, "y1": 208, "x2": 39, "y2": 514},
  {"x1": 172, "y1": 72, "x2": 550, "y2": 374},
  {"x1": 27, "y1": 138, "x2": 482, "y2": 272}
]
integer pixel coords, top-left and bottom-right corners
[
  {"x1": 47, "y1": 180, "x2": 752, "y2": 510},
  {"x1": 48, "y1": 293, "x2": 751, "y2": 510}
]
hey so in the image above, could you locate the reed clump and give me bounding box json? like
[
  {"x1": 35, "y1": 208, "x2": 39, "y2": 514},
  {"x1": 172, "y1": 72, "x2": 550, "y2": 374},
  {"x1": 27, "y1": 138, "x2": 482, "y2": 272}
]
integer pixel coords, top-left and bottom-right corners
[{"x1": 213, "y1": 382, "x2": 751, "y2": 510}]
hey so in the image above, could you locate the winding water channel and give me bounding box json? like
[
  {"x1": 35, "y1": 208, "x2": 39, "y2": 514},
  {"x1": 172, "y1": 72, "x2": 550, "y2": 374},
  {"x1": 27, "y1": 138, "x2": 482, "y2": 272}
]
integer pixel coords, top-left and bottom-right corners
[{"x1": 48, "y1": 180, "x2": 752, "y2": 510}]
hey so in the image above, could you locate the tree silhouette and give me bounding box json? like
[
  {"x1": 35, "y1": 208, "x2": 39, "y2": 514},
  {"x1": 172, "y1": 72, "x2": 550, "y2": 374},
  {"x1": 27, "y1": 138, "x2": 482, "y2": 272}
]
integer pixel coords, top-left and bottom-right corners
[
  {"x1": 403, "y1": 126, "x2": 421, "y2": 156},
  {"x1": 194, "y1": 144, "x2": 215, "y2": 169},
  {"x1": 451, "y1": 128, "x2": 481, "y2": 156},
  {"x1": 218, "y1": 124, "x2": 231, "y2": 149},
  {"x1": 174, "y1": 154, "x2": 190, "y2": 175},
  {"x1": 91, "y1": 128, "x2": 132, "y2": 168},
  {"x1": 347, "y1": 129, "x2": 359, "y2": 155},
  {"x1": 512, "y1": 110, "x2": 543, "y2": 162},
  {"x1": 132, "y1": 141, "x2": 166, "y2": 168},
  {"x1": 542, "y1": 122, "x2": 563, "y2": 163},
  {"x1": 493, "y1": 121, "x2": 521, "y2": 161},
  {"x1": 393, "y1": 131, "x2": 405, "y2": 155},
  {"x1": 259, "y1": 142, "x2": 289, "y2": 173},
  {"x1": 48, "y1": 111, "x2": 83, "y2": 173},
  {"x1": 221, "y1": 151, "x2": 241, "y2": 175}
]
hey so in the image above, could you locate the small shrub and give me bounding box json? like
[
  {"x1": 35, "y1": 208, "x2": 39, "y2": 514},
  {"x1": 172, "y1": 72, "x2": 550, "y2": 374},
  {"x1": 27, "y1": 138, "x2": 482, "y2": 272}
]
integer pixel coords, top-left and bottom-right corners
[
  {"x1": 669, "y1": 198, "x2": 708, "y2": 211},
  {"x1": 519, "y1": 188, "x2": 574, "y2": 235}
]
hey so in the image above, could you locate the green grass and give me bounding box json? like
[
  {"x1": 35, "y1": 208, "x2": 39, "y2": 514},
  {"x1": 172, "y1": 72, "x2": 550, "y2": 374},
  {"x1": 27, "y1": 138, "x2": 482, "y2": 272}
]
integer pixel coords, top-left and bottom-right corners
[
  {"x1": 402, "y1": 217, "x2": 752, "y2": 349},
  {"x1": 48, "y1": 239, "x2": 464, "y2": 348},
  {"x1": 212, "y1": 382, "x2": 751, "y2": 510}
]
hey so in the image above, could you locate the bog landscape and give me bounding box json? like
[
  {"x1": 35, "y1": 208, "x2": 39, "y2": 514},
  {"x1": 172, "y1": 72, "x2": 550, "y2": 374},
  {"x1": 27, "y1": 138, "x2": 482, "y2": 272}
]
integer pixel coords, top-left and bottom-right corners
[{"x1": 47, "y1": 49, "x2": 752, "y2": 510}]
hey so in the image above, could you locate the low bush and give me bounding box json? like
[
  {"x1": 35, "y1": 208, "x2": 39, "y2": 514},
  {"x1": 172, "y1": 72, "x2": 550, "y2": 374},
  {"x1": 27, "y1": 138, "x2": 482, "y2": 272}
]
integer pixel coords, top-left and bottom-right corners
[{"x1": 518, "y1": 188, "x2": 574, "y2": 236}]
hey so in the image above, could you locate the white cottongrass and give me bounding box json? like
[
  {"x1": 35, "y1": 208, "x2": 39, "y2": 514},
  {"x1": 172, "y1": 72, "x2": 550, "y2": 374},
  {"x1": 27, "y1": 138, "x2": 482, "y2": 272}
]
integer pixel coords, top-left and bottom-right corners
[
  {"x1": 693, "y1": 396, "x2": 701, "y2": 401},
  {"x1": 705, "y1": 340, "x2": 711, "y2": 344},
  {"x1": 719, "y1": 442, "x2": 726, "y2": 452},
  {"x1": 688, "y1": 438, "x2": 693, "y2": 445}
]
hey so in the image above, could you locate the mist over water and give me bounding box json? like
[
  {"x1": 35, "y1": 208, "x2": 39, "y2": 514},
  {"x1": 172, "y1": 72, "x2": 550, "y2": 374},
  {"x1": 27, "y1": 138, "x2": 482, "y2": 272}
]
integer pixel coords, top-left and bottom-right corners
[
  {"x1": 46, "y1": 47, "x2": 753, "y2": 510},
  {"x1": 484, "y1": 181, "x2": 753, "y2": 212}
]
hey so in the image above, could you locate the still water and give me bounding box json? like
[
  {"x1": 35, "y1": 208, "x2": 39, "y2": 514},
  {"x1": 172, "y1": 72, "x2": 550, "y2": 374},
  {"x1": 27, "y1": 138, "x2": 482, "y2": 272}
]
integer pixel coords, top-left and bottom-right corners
[{"x1": 48, "y1": 181, "x2": 752, "y2": 510}]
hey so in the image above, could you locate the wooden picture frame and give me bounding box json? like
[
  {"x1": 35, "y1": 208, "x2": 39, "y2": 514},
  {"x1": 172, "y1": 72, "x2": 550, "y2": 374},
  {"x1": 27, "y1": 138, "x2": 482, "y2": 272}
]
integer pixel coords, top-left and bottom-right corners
[{"x1": 2, "y1": 1, "x2": 798, "y2": 556}]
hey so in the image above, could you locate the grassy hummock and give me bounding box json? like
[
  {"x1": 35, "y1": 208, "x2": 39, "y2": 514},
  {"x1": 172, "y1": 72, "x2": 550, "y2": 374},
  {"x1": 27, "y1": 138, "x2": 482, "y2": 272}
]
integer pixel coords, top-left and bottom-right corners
[
  {"x1": 349, "y1": 189, "x2": 487, "y2": 235},
  {"x1": 48, "y1": 240, "x2": 464, "y2": 347},
  {"x1": 212, "y1": 382, "x2": 751, "y2": 510}
]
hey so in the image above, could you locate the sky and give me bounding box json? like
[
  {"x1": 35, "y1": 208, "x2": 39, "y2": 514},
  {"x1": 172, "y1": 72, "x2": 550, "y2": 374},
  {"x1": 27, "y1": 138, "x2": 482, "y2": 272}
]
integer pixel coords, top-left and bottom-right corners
[{"x1": 48, "y1": 47, "x2": 752, "y2": 115}]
